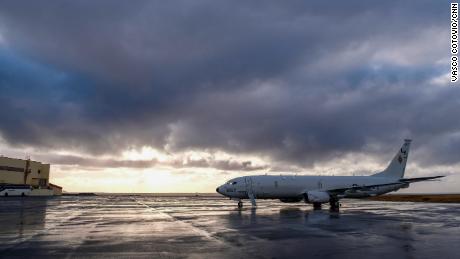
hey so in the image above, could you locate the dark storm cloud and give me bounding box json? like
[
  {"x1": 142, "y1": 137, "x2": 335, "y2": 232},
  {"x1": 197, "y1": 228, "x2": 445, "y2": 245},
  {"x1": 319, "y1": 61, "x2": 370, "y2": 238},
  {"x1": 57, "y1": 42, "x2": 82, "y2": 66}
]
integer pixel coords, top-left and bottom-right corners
[
  {"x1": 0, "y1": 0, "x2": 458, "y2": 169},
  {"x1": 34, "y1": 153, "x2": 268, "y2": 172}
]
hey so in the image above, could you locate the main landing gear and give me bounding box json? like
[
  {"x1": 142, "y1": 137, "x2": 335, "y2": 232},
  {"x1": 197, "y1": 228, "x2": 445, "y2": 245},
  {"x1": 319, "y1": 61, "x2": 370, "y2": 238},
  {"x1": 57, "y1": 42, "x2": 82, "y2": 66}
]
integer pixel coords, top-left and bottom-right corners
[
  {"x1": 329, "y1": 199, "x2": 340, "y2": 211},
  {"x1": 237, "y1": 201, "x2": 243, "y2": 208},
  {"x1": 312, "y1": 200, "x2": 340, "y2": 211}
]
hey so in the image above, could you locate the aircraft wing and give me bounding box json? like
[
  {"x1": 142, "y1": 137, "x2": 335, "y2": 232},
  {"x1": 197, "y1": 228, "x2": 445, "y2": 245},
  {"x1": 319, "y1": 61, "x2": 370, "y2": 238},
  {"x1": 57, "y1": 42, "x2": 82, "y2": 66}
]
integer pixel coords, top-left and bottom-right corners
[
  {"x1": 326, "y1": 182, "x2": 402, "y2": 195},
  {"x1": 300, "y1": 182, "x2": 404, "y2": 200},
  {"x1": 399, "y1": 175, "x2": 445, "y2": 183},
  {"x1": 325, "y1": 176, "x2": 445, "y2": 197}
]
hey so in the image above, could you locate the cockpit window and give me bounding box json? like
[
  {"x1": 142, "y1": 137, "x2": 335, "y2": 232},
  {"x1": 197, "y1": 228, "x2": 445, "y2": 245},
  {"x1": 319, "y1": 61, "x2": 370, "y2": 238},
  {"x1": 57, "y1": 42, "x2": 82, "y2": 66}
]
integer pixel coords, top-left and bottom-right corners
[{"x1": 226, "y1": 181, "x2": 238, "y2": 185}]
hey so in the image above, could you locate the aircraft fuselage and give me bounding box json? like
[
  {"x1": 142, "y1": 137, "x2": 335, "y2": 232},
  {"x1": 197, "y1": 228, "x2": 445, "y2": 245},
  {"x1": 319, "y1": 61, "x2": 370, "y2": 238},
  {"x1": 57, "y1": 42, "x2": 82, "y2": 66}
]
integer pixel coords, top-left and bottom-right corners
[{"x1": 216, "y1": 175, "x2": 405, "y2": 200}]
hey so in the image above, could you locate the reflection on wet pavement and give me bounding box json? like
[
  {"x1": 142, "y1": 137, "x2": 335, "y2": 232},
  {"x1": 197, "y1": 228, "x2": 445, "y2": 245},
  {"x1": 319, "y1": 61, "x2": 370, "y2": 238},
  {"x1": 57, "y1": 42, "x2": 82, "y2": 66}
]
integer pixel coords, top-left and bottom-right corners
[{"x1": 0, "y1": 196, "x2": 459, "y2": 258}]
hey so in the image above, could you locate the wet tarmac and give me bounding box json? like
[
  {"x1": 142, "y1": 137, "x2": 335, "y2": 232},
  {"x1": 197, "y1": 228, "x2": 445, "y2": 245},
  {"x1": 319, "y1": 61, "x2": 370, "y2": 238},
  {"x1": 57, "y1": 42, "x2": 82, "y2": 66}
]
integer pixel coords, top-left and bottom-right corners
[{"x1": 0, "y1": 195, "x2": 459, "y2": 258}]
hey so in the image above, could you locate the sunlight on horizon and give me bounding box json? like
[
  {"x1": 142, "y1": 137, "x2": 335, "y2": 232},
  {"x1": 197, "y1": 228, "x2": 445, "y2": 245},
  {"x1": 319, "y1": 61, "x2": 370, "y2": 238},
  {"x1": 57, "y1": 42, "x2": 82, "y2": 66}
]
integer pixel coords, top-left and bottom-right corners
[{"x1": 50, "y1": 165, "x2": 232, "y2": 193}]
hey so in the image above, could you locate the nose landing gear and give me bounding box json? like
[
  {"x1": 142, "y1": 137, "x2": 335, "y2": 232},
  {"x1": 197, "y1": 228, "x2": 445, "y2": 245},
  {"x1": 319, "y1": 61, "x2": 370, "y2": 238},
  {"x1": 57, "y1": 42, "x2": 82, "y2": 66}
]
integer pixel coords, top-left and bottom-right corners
[
  {"x1": 313, "y1": 202, "x2": 322, "y2": 210},
  {"x1": 237, "y1": 201, "x2": 243, "y2": 208}
]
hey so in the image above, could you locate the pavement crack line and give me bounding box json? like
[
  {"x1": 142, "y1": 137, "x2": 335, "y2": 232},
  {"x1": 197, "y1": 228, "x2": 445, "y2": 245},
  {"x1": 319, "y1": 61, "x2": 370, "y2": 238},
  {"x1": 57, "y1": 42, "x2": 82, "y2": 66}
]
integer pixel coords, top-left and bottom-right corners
[
  {"x1": 0, "y1": 209, "x2": 86, "y2": 253},
  {"x1": 133, "y1": 198, "x2": 269, "y2": 259},
  {"x1": 133, "y1": 198, "x2": 231, "y2": 246},
  {"x1": 132, "y1": 198, "x2": 270, "y2": 258}
]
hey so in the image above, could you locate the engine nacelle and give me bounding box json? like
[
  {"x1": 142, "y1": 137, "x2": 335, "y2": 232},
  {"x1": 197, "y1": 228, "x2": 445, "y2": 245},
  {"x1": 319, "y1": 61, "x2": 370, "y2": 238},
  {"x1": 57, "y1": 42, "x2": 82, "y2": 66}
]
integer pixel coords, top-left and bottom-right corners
[
  {"x1": 279, "y1": 197, "x2": 303, "y2": 203},
  {"x1": 305, "y1": 191, "x2": 330, "y2": 203}
]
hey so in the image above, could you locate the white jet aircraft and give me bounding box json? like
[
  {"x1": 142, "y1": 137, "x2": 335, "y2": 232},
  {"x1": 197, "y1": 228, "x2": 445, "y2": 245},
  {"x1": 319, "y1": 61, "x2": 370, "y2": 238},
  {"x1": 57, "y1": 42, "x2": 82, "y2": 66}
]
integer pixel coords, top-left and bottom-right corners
[{"x1": 216, "y1": 139, "x2": 444, "y2": 210}]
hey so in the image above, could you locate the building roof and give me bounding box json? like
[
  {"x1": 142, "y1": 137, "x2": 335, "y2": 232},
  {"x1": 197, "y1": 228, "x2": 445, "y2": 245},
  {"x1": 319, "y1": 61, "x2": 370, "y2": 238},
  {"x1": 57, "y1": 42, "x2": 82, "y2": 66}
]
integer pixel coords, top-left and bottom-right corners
[
  {"x1": 49, "y1": 183, "x2": 63, "y2": 189},
  {"x1": 0, "y1": 156, "x2": 50, "y2": 165}
]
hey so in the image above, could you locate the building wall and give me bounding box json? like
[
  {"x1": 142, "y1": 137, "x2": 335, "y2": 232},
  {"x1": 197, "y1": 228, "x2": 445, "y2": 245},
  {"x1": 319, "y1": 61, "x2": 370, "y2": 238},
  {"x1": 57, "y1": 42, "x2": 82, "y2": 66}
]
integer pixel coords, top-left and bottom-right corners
[
  {"x1": 0, "y1": 156, "x2": 50, "y2": 187},
  {"x1": 30, "y1": 189, "x2": 54, "y2": 196},
  {"x1": 50, "y1": 184, "x2": 63, "y2": 195}
]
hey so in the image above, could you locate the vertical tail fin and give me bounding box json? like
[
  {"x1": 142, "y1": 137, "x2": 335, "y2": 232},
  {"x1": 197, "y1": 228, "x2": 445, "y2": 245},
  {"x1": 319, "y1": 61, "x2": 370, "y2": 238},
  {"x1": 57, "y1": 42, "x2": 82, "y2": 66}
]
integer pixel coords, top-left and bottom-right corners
[{"x1": 372, "y1": 139, "x2": 411, "y2": 179}]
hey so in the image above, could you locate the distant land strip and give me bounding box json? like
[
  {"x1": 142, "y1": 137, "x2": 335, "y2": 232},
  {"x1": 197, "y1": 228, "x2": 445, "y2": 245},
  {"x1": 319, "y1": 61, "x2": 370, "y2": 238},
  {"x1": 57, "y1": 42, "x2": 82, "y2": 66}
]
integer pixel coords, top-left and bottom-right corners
[
  {"x1": 367, "y1": 194, "x2": 460, "y2": 203},
  {"x1": 61, "y1": 193, "x2": 460, "y2": 203}
]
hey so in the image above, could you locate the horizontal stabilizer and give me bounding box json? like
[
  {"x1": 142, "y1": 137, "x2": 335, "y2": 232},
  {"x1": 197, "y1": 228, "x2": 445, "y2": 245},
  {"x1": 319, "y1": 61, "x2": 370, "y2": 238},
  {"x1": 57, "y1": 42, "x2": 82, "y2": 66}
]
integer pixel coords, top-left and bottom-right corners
[{"x1": 399, "y1": 176, "x2": 445, "y2": 183}]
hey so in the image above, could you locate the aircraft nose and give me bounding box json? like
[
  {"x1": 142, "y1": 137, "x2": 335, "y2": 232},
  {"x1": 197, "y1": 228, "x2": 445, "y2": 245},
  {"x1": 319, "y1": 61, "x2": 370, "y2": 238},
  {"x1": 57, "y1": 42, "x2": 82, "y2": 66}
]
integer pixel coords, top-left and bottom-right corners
[{"x1": 216, "y1": 185, "x2": 225, "y2": 194}]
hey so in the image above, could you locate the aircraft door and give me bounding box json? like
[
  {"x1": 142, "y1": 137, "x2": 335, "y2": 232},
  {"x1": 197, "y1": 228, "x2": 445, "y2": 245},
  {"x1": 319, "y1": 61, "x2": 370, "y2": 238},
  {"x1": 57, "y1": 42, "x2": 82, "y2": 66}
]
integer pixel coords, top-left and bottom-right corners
[{"x1": 244, "y1": 176, "x2": 255, "y2": 197}]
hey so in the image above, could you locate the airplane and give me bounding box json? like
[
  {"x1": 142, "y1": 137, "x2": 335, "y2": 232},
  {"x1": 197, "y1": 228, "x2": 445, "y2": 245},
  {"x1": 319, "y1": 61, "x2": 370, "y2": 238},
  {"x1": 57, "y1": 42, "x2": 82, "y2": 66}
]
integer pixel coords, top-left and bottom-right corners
[{"x1": 216, "y1": 139, "x2": 444, "y2": 210}]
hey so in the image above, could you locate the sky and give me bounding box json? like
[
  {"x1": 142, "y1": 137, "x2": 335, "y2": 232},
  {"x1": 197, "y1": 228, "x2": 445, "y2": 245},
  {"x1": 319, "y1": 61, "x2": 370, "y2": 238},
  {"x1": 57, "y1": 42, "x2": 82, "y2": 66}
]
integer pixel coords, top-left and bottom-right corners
[{"x1": 0, "y1": 1, "x2": 459, "y2": 193}]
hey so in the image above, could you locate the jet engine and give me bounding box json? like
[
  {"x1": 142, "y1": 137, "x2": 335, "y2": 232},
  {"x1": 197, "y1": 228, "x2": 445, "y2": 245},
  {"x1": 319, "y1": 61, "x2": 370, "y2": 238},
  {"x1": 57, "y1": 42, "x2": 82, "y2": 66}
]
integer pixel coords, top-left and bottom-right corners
[{"x1": 304, "y1": 191, "x2": 330, "y2": 203}]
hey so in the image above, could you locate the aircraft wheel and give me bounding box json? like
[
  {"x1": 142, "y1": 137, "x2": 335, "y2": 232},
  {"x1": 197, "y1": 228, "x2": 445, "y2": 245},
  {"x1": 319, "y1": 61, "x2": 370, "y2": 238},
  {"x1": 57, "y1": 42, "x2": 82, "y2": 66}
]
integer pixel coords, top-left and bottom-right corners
[
  {"x1": 21, "y1": 192, "x2": 25, "y2": 197},
  {"x1": 329, "y1": 200, "x2": 340, "y2": 211},
  {"x1": 237, "y1": 201, "x2": 243, "y2": 208},
  {"x1": 313, "y1": 202, "x2": 322, "y2": 210},
  {"x1": 4, "y1": 192, "x2": 8, "y2": 197}
]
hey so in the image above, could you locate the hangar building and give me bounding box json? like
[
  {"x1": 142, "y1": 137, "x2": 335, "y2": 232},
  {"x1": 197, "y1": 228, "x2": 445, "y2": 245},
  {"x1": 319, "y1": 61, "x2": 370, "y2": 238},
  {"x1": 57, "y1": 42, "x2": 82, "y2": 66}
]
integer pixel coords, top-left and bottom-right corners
[{"x1": 0, "y1": 156, "x2": 62, "y2": 196}]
